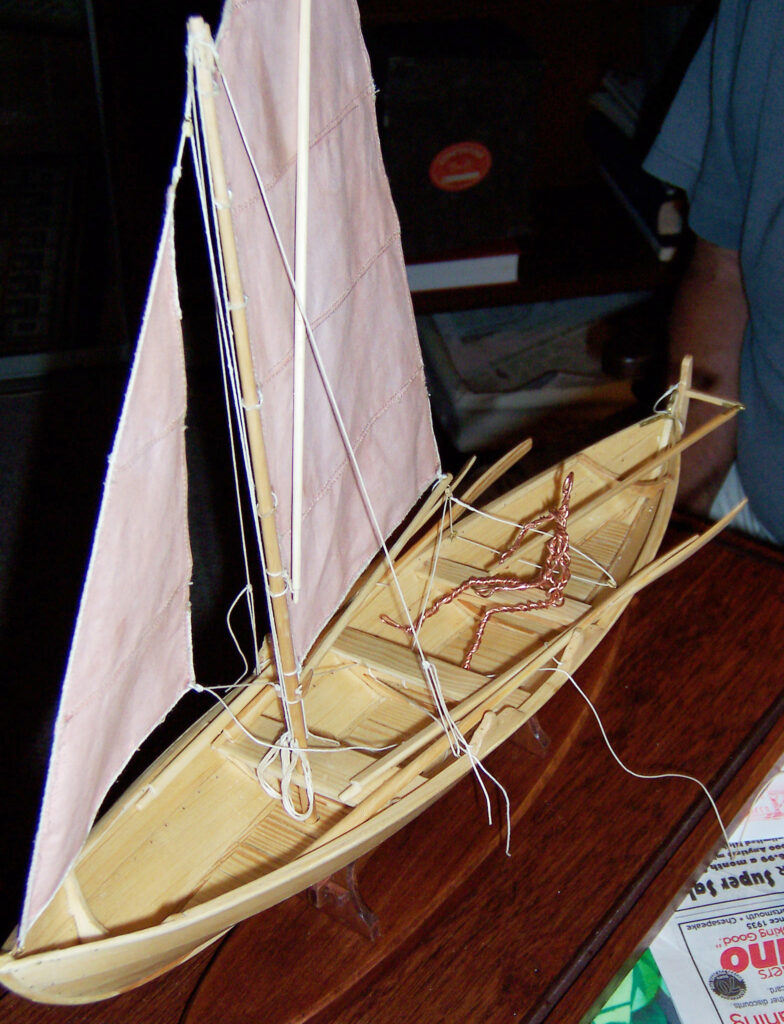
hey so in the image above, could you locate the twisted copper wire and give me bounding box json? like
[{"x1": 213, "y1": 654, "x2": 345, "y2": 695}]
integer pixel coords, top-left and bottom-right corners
[{"x1": 381, "y1": 473, "x2": 574, "y2": 669}]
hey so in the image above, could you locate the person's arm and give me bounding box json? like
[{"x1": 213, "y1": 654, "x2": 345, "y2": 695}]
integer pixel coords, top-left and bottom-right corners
[{"x1": 669, "y1": 236, "x2": 748, "y2": 514}]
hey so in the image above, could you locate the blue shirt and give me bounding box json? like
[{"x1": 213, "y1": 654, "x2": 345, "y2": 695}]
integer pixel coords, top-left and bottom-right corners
[{"x1": 644, "y1": 0, "x2": 784, "y2": 543}]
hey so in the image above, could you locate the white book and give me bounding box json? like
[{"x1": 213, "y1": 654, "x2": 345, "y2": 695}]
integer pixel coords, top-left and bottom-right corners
[{"x1": 406, "y1": 244, "x2": 519, "y2": 292}]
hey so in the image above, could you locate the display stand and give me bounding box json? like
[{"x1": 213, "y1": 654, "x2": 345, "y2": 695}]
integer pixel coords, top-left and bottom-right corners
[
  {"x1": 304, "y1": 714, "x2": 551, "y2": 941},
  {"x1": 307, "y1": 854, "x2": 380, "y2": 941}
]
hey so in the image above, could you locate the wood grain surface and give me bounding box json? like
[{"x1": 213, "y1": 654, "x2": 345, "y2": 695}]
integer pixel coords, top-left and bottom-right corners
[{"x1": 2, "y1": 521, "x2": 783, "y2": 1024}]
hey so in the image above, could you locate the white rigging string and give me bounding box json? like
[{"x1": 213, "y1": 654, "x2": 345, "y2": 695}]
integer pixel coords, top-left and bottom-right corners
[
  {"x1": 544, "y1": 660, "x2": 732, "y2": 851},
  {"x1": 446, "y1": 494, "x2": 618, "y2": 590},
  {"x1": 185, "y1": 75, "x2": 263, "y2": 678},
  {"x1": 209, "y1": 42, "x2": 512, "y2": 833},
  {"x1": 291, "y1": 0, "x2": 312, "y2": 604},
  {"x1": 187, "y1": 35, "x2": 313, "y2": 820}
]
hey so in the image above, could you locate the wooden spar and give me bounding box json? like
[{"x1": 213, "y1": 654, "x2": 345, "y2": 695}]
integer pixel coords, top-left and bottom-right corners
[
  {"x1": 457, "y1": 438, "x2": 532, "y2": 509},
  {"x1": 190, "y1": 18, "x2": 307, "y2": 750},
  {"x1": 598, "y1": 499, "x2": 746, "y2": 601},
  {"x1": 291, "y1": 0, "x2": 312, "y2": 603},
  {"x1": 450, "y1": 400, "x2": 741, "y2": 551},
  {"x1": 628, "y1": 403, "x2": 741, "y2": 482},
  {"x1": 671, "y1": 354, "x2": 692, "y2": 427}
]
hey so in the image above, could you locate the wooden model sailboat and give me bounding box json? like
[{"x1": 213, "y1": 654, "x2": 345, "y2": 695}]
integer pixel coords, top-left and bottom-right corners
[{"x1": 0, "y1": 0, "x2": 742, "y2": 1005}]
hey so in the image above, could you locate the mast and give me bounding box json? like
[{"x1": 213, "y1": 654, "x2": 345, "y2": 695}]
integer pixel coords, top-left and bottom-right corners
[{"x1": 190, "y1": 17, "x2": 308, "y2": 751}]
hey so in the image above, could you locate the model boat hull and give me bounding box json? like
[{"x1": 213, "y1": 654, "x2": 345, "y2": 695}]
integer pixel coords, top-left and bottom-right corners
[{"x1": 2, "y1": 407, "x2": 718, "y2": 1004}]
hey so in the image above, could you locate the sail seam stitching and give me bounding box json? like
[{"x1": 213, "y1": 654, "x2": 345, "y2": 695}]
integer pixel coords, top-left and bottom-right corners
[
  {"x1": 310, "y1": 231, "x2": 400, "y2": 331},
  {"x1": 257, "y1": 230, "x2": 402, "y2": 390},
  {"x1": 230, "y1": 84, "x2": 375, "y2": 200},
  {"x1": 279, "y1": 367, "x2": 428, "y2": 538},
  {"x1": 112, "y1": 414, "x2": 186, "y2": 473},
  {"x1": 62, "y1": 580, "x2": 192, "y2": 722}
]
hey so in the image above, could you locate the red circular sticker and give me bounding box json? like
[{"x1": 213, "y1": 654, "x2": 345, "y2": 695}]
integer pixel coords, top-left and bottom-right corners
[{"x1": 429, "y1": 142, "x2": 492, "y2": 192}]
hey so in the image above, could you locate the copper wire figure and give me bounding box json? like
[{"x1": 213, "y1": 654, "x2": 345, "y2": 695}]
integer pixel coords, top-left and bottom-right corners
[{"x1": 382, "y1": 473, "x2": 574, "y2": 670}]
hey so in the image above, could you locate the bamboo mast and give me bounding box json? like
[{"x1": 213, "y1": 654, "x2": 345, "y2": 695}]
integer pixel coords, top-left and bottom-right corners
[{"x1": 190, "y1": 18, "x2": 308, "y2": 751}]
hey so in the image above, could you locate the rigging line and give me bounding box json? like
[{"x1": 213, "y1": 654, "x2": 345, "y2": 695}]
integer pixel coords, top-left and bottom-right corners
[
  {"x1": 189, "y1": 37, "x2": 313, "y2": 816},
  {"x1": 472, "y1": 754, "x2": 512, "y2": 856},
  {"x1": 653, "y1": 382, "x2": 679, "y2": 415},
  {"x1": 190, "y1": 39, "x2": 311, "y2": 790},
  {"x1": 210, "y1": 40, "x2": 318, "y2": 609},
  {"x1": 414, "y1": 495, "x2": 451, "y2": 636},
  {"x1": 397, "y1": 489, "x2": 514, "y2": 836},
  {"x1": 360, "y1": 662, "x2": 511, "y2": 852},
  {"x1": 215, "y1": 308, "x2": 262, "y2": 666},
  {"x1": 213, "y1": 67, "x2": 426, "y2": 629},
  {"x1": 213, "y1": 60, "x2": 455, "y2": 706},
  {"x1": 185, "y1": 58, "x2": 262, "y2": 673},
  {"x1": 543, "y1": 661, "x2": 732, "y2": 851},
  {"x1": 222, "y1": 585, "x2": 256, "y2": 688},
  {"x1": 291, "y1": 0, "x2": 313, "y2": 605},
  {"x1": 447, "y1": 494, "x2": 617, "y2": 588},
  {"x1": 367, "y1": 661, "x2": 512, "y2": 850},
  {"x1": 257, "y1": 738, "x2": 313, "y2": 820},
  {"x1": 212, "y1": 44, "x2": 509, "y2": 824},
  {"x1": 193, "y1": 39, "x2": 303, "y2": 730},
  {"x1": 406, "y1": 500, "x2": 501, "y2": 770},
  {"x1": 437, "y1": 529, "x2": 612, "y2": 591},
  {"x1": 188, "y1": 42, "x2": 278, "y2": 685}
]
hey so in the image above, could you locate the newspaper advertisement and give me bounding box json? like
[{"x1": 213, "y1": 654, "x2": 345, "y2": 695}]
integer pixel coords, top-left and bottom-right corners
[{"x1": 651, "y1": 768, "x2": 784, "y2": 1024}]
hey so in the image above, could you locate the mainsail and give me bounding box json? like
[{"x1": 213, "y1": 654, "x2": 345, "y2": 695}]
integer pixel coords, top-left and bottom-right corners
[
  {"x1": 20, "y1": 0, "x2": 439, "y2": 941},
  {"x1": 212, "y1": 0, "x2": 441, "y2": 659}
]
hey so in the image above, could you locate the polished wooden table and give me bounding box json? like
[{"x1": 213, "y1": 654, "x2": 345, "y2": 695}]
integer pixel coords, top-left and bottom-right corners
[{"x1": 2, "y1": 520, "x2": 784, "y2": 1024}]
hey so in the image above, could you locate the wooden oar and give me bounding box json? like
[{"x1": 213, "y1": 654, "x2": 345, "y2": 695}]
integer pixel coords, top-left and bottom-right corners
[
  {"x1": 458, "y1": 438, "x2": 533, "y2": 510},
  {"x1": 598, "y1": 501, "x2": 746, "y2": 608},
  {"x1": 452, "y1": 403, "x2": 740, "y2": 557}
]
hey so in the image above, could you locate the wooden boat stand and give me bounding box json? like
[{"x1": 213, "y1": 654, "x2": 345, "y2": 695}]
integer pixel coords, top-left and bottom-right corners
[{"x1": 305, "y1": 715, "x2": 550, "y2": 941}]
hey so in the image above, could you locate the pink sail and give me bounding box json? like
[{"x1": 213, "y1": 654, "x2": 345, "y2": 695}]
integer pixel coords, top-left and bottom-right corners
[
  {"x1": 19, "y1": 0, "x2": 439, "y2": 941},
  {"x1": 213, "y1": 0, "x2": 441, "y2": 659},
  {"x1": 20, "y1": 205, "x2": 194, "y2": 939}
]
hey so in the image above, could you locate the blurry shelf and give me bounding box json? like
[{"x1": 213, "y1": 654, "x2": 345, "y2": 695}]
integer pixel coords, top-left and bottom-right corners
[{"x1": 411, "y1": 183, "x2": 684, "y2": 314}]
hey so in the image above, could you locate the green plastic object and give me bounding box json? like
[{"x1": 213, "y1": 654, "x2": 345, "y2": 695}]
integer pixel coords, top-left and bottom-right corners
[{"x1": 593, "y1": 950, "x2": 668, "y2": 1024}]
